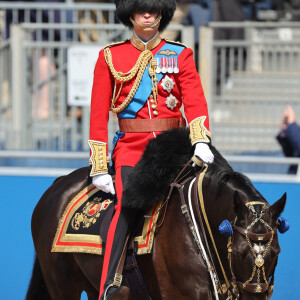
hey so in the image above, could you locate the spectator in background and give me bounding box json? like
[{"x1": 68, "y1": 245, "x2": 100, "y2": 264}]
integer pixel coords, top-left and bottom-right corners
[
  {"x1": 5, "y1": 0, "x2": 65, "y2": 41},
  {"x1": 74, "y1": 0, "x2": 114, "y2": 43},
  {"x1": 161, "y1": 0, "x2": 196, "y2": 41},
  {"x1": 186, "y1": 0, "x2": 212, "y2": 43},
  {"x1": 5, "y1": 0, "x2": 64, "y2": 121},
  {"x1": 268, "y1": 0, "x2": 300, "y2": 21},
  {"x1": 161, "y1": 0, "x2": 213, "y2": 41},
  {"x1": 212, "y1": 0, "x2": 245, "y2": 40},
  {"x1": 161, "y1": 0, "x2": 246, "y2": 43},
  {"x1": 283, "y1": 0, "x2": 300, "y2": 21},
  {"x1": 277, "y1": 105, "x2": 300, "y2": 174}
]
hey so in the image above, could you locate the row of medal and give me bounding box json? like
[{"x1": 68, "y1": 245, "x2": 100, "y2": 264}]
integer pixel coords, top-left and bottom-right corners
[
  {"x1": 156, "y1": 57, "x2": 179, "y2": 74},
  {"x1": 149, "y1": 75, "x2": 179, "y2": 116}
]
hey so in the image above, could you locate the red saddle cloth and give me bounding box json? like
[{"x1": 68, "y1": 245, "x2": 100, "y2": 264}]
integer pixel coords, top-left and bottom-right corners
[{"x1": 52, "y1": 184, "x2": 161, "y2": 255}]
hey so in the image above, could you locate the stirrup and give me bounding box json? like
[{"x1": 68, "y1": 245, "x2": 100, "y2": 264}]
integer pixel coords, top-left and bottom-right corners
[
  {"x1": 104, "y1": 284, "x2": 128, "y2": 300},
  {"x1": 104, "y1": 284, "x2": 115, "y2": 300},
  {"x1": 104, "y1": 272, "x2": 123, "y2": 300}
]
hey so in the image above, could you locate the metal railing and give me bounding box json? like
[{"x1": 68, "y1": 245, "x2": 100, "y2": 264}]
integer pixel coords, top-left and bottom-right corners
[
  {"x1": 0, "y1": 150, "x2": 299, "y2": 183},
  {"x1": 0, "y1": 2, "x2": 117, "y2": 42}
]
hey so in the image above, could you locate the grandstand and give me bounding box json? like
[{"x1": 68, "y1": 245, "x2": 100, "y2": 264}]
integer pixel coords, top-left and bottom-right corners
[{"x1": 199, "y1": 22, "x2": 300, "y2": 154}]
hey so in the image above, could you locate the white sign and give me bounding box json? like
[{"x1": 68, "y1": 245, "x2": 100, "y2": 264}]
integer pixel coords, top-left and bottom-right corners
[
  {"x1": 278, "y1": 28, "x2": 293, "y2": 42},
  {"x1": 68, "y1": 45, "x2": 102, "y2": 106}
]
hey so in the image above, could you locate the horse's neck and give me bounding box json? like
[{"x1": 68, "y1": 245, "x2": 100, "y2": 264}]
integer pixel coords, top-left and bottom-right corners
[{"x1": 202, "y1": 176, "x2": 236, "y2": 226}]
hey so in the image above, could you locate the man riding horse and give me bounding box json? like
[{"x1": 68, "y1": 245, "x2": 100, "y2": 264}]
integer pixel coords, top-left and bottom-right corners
[{"x1": 88, "y1": 0, "x2": 214, "y2": 299}]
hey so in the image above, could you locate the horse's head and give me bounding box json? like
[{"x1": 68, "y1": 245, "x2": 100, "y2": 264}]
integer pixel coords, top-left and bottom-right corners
[{"x1": 224, "y1": 191, "x2": 287, "y2": 299}]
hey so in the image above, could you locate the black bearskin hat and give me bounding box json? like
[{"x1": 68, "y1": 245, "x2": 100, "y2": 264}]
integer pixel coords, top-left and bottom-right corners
[{"x1": 114, "y1": 0, "x2": 176, "y2": 32}]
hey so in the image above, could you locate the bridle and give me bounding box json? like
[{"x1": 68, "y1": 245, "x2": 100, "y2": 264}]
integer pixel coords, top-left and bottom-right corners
[
  {"x1": 163, "y1": 158, "x2": 286, "y2": 300},
  {"x1": 227, "y1": 201, "x2": 277, "y2": 299}
]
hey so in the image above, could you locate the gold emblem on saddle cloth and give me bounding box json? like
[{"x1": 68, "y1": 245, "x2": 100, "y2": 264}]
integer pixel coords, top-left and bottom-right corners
[{"x1": 71, "y1": 197, "x2": 112, "y2": 230}]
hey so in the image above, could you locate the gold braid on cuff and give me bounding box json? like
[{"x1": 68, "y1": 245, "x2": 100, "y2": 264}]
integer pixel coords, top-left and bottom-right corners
[
  {"x1": 189, "y1": 116, "x2": 211, "y2": 145},
  {"x1": 88, "y1": 140, "x2": 110, "y2": 176}
]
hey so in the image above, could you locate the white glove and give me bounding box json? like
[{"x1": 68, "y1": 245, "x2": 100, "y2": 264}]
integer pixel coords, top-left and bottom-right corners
[
  {"x1": 194, "y1": 142, "x2": 214, "y2": 164},
  {"x1": 92, "y1": 174, "x2": 115, "y2": 195}
]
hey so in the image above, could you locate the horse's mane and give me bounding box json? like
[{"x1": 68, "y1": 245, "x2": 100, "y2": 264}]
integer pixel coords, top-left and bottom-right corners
[
  {"x1": 205, "y1": 146, "x2": 263, "y2": 201},
  {"x1": 122, "y1": 127, "x2": 263, "y2": 211}
]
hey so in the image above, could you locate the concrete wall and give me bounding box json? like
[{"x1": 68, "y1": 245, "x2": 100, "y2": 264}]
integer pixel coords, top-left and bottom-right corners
[{"x1": 0, "y1": 174, "x2": 298, "y2": 300}]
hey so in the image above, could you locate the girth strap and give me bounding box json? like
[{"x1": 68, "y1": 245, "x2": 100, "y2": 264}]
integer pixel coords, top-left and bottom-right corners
[
  {"x1": 123, "y1": 251, "x2": 153, "y2": 300},
  {"x1": 114, "y1": 234, "x2": 130, "y2": 287}
]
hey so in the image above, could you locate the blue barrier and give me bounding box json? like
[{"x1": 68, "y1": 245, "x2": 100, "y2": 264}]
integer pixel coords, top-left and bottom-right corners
[{"x1": 0, "y1": 175, "x2": 298, "y2": 300}]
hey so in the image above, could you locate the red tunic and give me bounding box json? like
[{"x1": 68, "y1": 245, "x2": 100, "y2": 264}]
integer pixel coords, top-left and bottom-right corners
[{"x1": 89, "y1": 39, "x2": 209, "y2": 171}]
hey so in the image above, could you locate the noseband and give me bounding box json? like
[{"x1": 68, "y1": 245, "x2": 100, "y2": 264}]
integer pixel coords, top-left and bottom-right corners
[{"x1": 228, "y1": 201, "x2": 276, "y2": 298}]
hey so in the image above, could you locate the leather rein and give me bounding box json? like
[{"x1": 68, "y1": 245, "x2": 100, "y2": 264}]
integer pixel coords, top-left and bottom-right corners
[{"x1": 166, "y1": 158, "x2": 278, "y2": 300}]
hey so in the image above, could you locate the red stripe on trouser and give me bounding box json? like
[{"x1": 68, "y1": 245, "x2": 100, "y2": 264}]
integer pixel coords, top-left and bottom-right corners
[{"x1": 98, "y1": 167, "x2": 123, "y2": 298}]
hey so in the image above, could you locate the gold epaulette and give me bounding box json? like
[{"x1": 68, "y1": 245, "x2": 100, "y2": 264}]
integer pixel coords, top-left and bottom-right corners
[
  {"x1": 163, "y1": 38, "x2": 187, "y2": 48},
  {"x1": 102, "y1": 39, "x2": 128, "y2": 50}
]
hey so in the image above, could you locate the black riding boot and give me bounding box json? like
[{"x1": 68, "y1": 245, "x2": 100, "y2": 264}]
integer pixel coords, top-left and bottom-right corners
[
  {"x1": 100, "y1": 166, "x2": 137, "y2": 300},
  {"x1": 101, "y1": 207, "x2": 138, "y2": 300}
]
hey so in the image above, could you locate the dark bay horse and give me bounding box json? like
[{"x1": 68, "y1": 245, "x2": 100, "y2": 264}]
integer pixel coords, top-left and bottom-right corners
[{"x1": 26, "y1": 128, "x2": 287, "y2": 300}]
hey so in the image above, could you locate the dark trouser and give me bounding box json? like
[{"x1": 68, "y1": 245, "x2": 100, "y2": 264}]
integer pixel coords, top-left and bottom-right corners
[{"x1": 99, "y1": 166, "x2": 136, "y2": 299}]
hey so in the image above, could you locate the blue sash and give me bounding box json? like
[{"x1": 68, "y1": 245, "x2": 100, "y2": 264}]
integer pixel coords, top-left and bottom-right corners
[{"x1": 118, "y1": 42, "x2": 185, "y2": 119}]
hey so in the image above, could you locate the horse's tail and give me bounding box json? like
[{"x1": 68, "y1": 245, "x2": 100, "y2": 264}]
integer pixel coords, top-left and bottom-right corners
[{"x1": 25, "y1": 254, "x2": 51, "y2": 300}]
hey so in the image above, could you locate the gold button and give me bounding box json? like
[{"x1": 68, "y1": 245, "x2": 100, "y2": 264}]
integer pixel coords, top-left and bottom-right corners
[{"x1": 153, "y1": 111, "x2": 158, "y2": 116}]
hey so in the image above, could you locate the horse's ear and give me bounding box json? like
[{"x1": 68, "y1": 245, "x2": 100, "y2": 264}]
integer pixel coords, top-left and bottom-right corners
[
  {"x1": 269, "y1": 193, "x2": 287, "y2": 220},
  {"x1": 233, "y1": 191, "x2": 248, "y2": 218}
]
